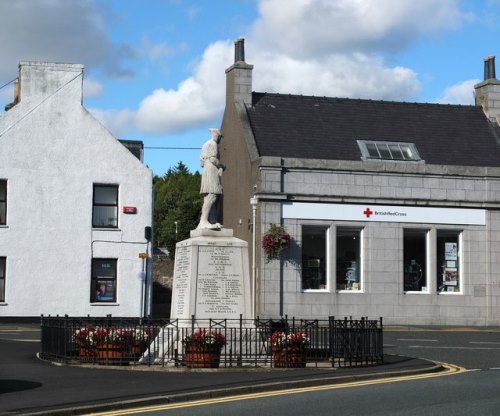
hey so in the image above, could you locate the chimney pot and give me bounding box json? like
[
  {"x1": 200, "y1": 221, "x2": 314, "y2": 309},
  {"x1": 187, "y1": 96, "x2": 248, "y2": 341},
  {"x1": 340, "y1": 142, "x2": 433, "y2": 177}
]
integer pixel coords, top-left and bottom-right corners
[
  {"x1": 484, "y1": 56, "x2": 496, "y2": 80},
  {"x1": 234, "y1": 38, "x2": 245, "y2": 63}
]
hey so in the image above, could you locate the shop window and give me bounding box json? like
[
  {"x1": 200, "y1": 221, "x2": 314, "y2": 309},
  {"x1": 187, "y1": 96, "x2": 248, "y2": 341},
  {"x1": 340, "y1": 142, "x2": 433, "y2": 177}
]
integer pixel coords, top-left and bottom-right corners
[
  {"x1": 437, "y1": 230, "x2": 461, "y2": 293},
  {"x1": 336, "y1": 228, "x2": 362, "y2": 291},
  {"x1": 403, "y1": 229, "x2": 428, "y2": 292},
  {"x1": 0, "y1": 180, "x2": 6, "y2": 225},
  {"x1": 91, "y1": 259, "x2": 117, "y2": 302},
  {"x1": 0, "y1": 257, "x2": 5, "y2": 302},
  {"x1": 92, "y1": 185, "x2": 118, "y2": 228},
  {"x1": 301, "y1": 225, "x2": 328, "y2": 290}
]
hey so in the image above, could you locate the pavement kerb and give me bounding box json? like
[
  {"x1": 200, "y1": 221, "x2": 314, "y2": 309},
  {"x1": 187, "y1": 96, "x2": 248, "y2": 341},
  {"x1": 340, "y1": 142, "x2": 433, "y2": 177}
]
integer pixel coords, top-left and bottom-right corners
[{"x1": 19, "y1": 359, "x2": 444, "y2": 416}]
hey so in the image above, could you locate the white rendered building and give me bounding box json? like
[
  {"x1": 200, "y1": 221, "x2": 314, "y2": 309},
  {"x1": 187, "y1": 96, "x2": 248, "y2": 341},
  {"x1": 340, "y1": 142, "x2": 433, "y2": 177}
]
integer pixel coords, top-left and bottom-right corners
[{"x1": 0, "y1": 62, "x2": 153, "y2": 318}]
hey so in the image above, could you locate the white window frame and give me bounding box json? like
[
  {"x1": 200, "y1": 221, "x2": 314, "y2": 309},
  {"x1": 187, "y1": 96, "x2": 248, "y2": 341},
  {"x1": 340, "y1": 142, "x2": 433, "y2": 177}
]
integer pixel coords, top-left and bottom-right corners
[
  {"x1": 92, "y1": 184, "x2": 119, "y2": 229},
  {"x1": 301, "y1": 225, "x2": 330, "y2": 292},
  {"x1": 91, "y1": 258, "x2": 118, "y2": 303},
  {"x1": 357, "y1": 140, "x2": 422, "y2": 162},
  {"x1": 0, "y1": 257, "x2": 5, "y2": 302},
  {"x1": 403, "y1": 228, "x2": 430, "y2": 294},
  {"x1": 436, "y1": 229, "x2": 462, "y2": 295},
  {"x1": 0, "y1": 180, "x2": 6, "y2": 226},
  {"x1": 335, "y1": 226, "x2": 364, "y2": 293}
]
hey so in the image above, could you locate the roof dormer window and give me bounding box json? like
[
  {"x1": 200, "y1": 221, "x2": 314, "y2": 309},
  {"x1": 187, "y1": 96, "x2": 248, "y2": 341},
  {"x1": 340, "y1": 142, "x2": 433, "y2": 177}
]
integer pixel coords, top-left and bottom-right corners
[{"x1": 357, "y1": 140, "x2": 422, "y2": 162}]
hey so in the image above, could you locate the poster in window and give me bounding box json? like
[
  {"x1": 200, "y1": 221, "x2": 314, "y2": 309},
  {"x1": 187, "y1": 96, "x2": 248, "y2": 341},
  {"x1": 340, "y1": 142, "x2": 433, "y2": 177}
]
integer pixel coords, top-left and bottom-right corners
[
  {"x1": 96, "y1": 279, "x2": 114, "y2": 301},
  {"x1": 445, "y1": 242, "x2": 458, "y2": 261},
  {"x1": 443, "y1": 268, "x2": 458, "y2": 286}
]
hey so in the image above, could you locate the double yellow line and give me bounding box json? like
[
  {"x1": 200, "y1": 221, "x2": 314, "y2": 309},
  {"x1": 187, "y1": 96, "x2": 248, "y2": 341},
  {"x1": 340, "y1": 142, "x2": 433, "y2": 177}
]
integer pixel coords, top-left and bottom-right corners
[{"x1": 87, "y1": 363, "x2": 465, "y2": 415}]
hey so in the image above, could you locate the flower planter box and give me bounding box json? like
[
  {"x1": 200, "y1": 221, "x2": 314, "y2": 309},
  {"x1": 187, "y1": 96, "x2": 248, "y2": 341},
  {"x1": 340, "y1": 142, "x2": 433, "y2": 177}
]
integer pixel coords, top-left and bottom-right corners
[
  {"x1": 272, "y1": 347, "x2": 307, "y2": 368},
  {"x1": 97, "y1": 344, "x2": 123, "y2": 365},
  {"x1": 79, "y1": 347, "x2": 97, "y2": 363},
  {"x1": 184, "y1": 348, "x2": 221, "y2": 368}
]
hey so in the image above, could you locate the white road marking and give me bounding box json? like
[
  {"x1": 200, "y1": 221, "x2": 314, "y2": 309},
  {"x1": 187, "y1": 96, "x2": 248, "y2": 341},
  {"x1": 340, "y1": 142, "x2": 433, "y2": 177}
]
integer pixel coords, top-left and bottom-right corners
[
  {"x1": 397, "y1": 338, "x2": 438, "y2": 342},
  {"x1": 408, "y1": 345, "x2": 500, "y2": 350}
]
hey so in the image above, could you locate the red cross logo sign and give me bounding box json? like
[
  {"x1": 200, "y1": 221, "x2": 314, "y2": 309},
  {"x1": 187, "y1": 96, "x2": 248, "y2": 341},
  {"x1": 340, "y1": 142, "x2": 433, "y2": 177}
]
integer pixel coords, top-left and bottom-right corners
[{"x1": 363, "y1": 208, "x2": 373, "y2": 218}]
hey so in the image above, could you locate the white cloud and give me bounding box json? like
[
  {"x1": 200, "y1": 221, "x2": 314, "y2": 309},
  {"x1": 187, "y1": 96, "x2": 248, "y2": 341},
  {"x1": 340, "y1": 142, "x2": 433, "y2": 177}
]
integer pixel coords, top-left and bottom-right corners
[
  {"x1": 141, "y1": 36, "x2": 176, "y2": 63},
  {"x1": 135, "y1": 0, "x2": 461, "y2": 134},
  {"x1": 252, "y1": 0, "x2": 473, "y2": 58},
  {"x1": 83, "y1": 78, "x2": 104, "y2": 98},
  {"x1": 252, "y1": 52, "x2": 420, "y2": 100},
  {"x1": 89, "y1": 107, "x2": 136, "y2": 137},
  {"x1": 8, "y1": 0, "x2": 471, "y2": 135},
  {"x1": 135, "y1": 41, "x2": 232, "y2": 134},
  {"x1": 435, "y1": 79, "x2": 480, "y2": 104},
  {"x1": 0, "y1": 0, "x2": 135, "y2": 82}
]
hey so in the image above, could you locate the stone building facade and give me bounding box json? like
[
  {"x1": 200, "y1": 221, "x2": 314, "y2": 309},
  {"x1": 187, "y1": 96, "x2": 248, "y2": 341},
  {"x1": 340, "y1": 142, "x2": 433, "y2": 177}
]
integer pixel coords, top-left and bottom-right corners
[{"x1": 220, "y1": 40, "x2": 500, "y2": 325}]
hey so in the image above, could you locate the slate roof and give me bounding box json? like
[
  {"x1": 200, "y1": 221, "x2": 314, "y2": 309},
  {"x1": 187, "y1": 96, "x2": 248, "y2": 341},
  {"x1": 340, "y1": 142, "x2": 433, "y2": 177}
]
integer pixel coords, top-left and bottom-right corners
[{"x1": 246, "y1": 93, "x2": 500, "y2": 167}]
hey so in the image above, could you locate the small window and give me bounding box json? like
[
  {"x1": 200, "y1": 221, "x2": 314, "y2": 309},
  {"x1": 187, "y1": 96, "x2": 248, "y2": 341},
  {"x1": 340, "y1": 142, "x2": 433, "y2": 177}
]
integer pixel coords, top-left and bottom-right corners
[
  {"x1": 0, "y1": 257, "x2": 5, "y2": 302},
  {"x1": 404, "y1": 229, "x2": 428, "y2": 292},
  {"x1": 91, "y1": 259, "x2": 117, "y2": 302},
  {"x1": 301, "y1": 225, "x2": 328, "y2": 290},
  {"x1": 0, "y1": 180, "x2": 6, "y2": 225},
  {"x1": 358, "y1": 140, "x2": 422, "y2": 162},
  {"x1": 336, "y1": 228, "x2": 362, "y2": 291},
  {"x1": 437, "y1": 230, "x2": 461, "y2": 293},
  {"x1": 93, "y1": 185, "x2": 118, "y2": 228}
]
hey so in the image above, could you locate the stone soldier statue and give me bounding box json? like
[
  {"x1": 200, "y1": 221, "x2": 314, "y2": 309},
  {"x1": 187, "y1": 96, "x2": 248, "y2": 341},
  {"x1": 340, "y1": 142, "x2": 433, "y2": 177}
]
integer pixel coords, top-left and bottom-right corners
[{"x1": 197, "y1": 128, "x2": 225, "y2": 229}]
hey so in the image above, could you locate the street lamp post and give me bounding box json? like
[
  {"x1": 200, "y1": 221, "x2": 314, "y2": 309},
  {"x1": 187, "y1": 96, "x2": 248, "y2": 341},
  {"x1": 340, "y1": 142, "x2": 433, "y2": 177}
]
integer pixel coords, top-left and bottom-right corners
[{"x1": 250, "y1": 196, "x2": 258, "y2": 319}]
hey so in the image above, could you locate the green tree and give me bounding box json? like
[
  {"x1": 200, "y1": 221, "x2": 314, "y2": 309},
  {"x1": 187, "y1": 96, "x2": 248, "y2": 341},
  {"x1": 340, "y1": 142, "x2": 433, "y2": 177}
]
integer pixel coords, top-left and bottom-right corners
[{"x1": 154, "y1": 162, "x2": 202, "y2": 259}]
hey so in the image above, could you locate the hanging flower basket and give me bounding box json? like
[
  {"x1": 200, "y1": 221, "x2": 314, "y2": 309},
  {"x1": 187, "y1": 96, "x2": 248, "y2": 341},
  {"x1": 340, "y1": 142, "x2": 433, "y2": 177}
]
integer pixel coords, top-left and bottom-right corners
[{"x1": 262, "y1": 224, "x2": 291, "y2": 262}]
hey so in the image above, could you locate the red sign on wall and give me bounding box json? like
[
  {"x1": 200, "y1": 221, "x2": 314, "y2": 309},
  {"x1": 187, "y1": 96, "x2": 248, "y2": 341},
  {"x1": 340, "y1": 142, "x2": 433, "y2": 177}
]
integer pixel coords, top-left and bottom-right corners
[{"x1": 123, "y1": 206, "x2": 137, "y2": 214}]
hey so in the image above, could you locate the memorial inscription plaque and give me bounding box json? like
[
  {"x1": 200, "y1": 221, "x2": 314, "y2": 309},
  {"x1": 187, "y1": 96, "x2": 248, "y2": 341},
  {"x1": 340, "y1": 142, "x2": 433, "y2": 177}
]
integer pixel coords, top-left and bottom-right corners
[
  {"x1": 170, "y1": 230, "x2": 251, "y2": 321},
  {"x1": 171, "y1": 245, "x2": 192, "y2": 318},
  {"x1": 196, "y1": 245, "x2": 245, "y2": 318}
]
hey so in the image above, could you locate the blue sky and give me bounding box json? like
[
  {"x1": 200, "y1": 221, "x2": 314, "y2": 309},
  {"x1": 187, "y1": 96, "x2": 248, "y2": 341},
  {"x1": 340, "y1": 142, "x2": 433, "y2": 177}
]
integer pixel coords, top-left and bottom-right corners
[{"x1": 1, "y1": 0, "x2": 500, "y2": 176}]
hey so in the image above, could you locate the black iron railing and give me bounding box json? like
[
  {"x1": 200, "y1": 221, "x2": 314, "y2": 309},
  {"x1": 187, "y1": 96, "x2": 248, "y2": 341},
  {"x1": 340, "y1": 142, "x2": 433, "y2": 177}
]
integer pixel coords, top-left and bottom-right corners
[
  {"x1": 330, "y1": 317, "x2": 384, "y2": 367},
  {"x1": 39, "y1": 315, "x2": 383, "y2": 368}
]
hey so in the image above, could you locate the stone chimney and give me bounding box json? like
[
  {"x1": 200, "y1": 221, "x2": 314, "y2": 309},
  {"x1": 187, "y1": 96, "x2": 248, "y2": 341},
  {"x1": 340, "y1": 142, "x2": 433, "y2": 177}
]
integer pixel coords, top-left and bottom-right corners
[
  {"x1": 225, "y1": 38, "x2": 253, "y2": 106},
  {"x1": 474, "y1": 56, "x2": 500, "y2": 124},
  {"x1": 16, "y1": 61, "x2": 84, "y2": 108}
]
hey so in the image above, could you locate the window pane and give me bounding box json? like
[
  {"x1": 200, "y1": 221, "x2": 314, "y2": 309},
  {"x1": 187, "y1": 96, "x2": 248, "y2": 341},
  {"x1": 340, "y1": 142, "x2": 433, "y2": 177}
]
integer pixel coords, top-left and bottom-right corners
[
  {"x1": 301, "y1": 226, "x2": 327, "y2": 290},
  {"x1": 437, "y1": 231, "x2": 460, "y2": 293},
  {"x1": 91, "y1": 259, "x2": 117, "y2": 302},
  {"x1": 400, "y1": 144, "x2": 414, "y2": 160},
  {"x1": 365, "y1": 143, "x2": 380, "y2": 158},
  {"x1": 93, "y1": 206, "x2": 118, "y2": 227},
  {"x1": 403, "y1": 229, "x2": 427, "y2": 291},
  {"x1": 94, "y1": 186, "x2": 118, "y2": 204},
  {"x1": 0, "y1": 257, "x2": 5, "y2": 302},
  {"x1": 336, "y1": 228, "x2": 361, "y2": 290},
  {"x1": 377, "y1": 144, "x2": 391, "y2": 159},
  {"x1": 388, "y1": 144, "x2": 404, "y2": 160},
  {"x1": 0, "y1": 181, "x2": 5, "y2": 200},
  {"x1": 93, "y1": 185, "x2": 118, "y2": 228},
  {"x1": 0, "y1": 202, "x2": 5, "y2": 225},
  {"x1": 0, "y1": 181, "x2": 6, "y2": 226}
]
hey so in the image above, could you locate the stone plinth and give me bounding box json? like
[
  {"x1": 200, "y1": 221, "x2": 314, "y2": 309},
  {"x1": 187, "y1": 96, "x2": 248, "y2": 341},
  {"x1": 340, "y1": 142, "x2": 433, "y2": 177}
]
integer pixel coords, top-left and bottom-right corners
[{"x1": 170, "y1": 228, "x2": 252, "y2": 321}]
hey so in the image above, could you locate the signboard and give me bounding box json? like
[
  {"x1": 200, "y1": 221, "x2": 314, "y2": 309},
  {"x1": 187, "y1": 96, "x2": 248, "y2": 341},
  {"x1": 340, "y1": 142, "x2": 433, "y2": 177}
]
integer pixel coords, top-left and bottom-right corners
[
  {"x1": 282, "y1": 202, "x2": 486, "y2": 226},
  {"x1": 123, "y1": 206, "x2": 137, "y2": 214}
]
